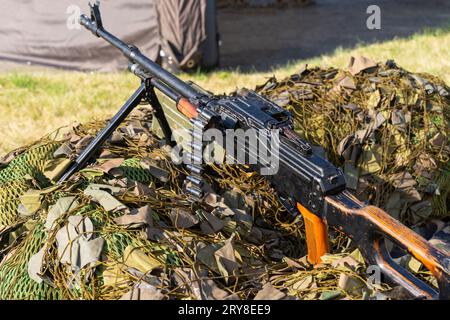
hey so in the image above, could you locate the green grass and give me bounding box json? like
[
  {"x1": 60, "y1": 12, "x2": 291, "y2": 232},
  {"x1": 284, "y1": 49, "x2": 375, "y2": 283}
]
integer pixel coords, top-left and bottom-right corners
[{"x1": 0, "y1": 27, "x2": 449, "y2": 155}]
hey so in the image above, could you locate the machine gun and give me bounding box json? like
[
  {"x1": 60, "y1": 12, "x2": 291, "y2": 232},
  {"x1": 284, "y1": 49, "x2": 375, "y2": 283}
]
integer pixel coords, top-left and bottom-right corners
[{"x1": 61, "y1": 3, "x2": 450, "y2": 299}]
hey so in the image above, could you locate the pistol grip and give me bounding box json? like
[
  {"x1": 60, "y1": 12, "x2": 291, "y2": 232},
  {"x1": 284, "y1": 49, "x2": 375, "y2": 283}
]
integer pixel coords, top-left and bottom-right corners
[{"x1": 297, "y1": 203, "x2": 330, "y2": 264}]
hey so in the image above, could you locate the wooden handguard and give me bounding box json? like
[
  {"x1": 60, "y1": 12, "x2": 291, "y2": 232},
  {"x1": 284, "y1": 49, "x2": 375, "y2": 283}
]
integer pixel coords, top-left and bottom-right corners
[
  {"x1": 326, "y1": 191, "x2": 450, "y2": 300},
  {"x1": 177, "y1": 98, "x2": 199, "y2": 120},
  {"x1": 297, "y1": 203, "x2": 330, "y2": 264}
]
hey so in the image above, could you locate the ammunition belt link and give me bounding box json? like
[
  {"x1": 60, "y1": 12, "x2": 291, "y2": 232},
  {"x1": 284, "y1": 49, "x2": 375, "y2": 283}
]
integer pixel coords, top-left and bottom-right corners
[{"x1": 183, "y1": 107, "x2": 220, "y2": 201}]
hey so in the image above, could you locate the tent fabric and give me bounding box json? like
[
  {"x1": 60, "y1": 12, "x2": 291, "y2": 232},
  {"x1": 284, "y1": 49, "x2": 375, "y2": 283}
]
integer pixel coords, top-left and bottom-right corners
[
  {"x1": 0, "y1": 0, "x2": 159, "y2": 72},
  {"x1": 156, "y1": 0, "x2": 207, "y2": 71},
  {"x1": 0, "y1": 0, "x2": 209, "y2": 72}
]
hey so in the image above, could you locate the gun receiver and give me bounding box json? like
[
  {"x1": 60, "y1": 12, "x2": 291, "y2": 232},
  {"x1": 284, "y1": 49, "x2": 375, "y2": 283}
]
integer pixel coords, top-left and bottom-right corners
[{"x1": 68, "y1": 3, "x2": 450, "y2": 299}]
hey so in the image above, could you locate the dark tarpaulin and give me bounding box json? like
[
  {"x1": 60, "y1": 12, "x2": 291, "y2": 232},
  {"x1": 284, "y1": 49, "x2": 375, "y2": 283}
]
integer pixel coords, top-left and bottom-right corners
[
  {"x1": 0, "y1": 0, "x2": 217, "y2": 72},
  {"x1": 156, "y1": 0, "x2": 208, "y2": 71},
  {"x1": 0, "y1": 0, "x2": 159, "y2": 72}
]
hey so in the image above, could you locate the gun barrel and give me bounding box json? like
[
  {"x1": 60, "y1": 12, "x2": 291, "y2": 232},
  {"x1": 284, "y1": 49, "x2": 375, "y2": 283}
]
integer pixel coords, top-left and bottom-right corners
[{"x1": 80, "y1": 14, "x2": 200, "y2": 100}]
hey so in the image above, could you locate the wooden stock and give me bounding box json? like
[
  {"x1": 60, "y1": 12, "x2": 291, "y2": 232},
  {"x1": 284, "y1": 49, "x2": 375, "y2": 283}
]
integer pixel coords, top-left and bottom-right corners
[
  {"x1": 297, "y1": 203, "x2": 330, "y2": 264},
  {"x1": 326, "y1": 191, "x2": 450, "y2": 299}
]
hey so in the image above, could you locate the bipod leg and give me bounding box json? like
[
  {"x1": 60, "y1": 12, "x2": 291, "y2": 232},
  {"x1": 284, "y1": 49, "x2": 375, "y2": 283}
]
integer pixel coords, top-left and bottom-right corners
[
  {"x1": 58, "y1": 83, "x2": 146, "y2": 184},
  {"x1": 145, "y1": 80, "x2": 175, "y2": 147}
]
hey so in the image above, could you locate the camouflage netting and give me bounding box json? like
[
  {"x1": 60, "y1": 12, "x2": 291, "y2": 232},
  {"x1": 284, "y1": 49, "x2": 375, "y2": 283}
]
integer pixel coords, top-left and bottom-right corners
[
  {"x1": 0, "y1": 57, "x2": 448, "y2": 300},
  {"x1": 255, "y1": 56, "x2": 450, "y2": 226},
  {"x1": 0, "y1": 143, "x2": 60, "y2": 228}
]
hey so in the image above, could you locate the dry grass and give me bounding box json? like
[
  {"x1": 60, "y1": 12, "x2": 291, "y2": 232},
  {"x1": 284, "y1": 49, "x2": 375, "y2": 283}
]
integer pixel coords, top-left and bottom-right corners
[{"x1": 0, "y1": 27, "x2": 449, "y2": 155}]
